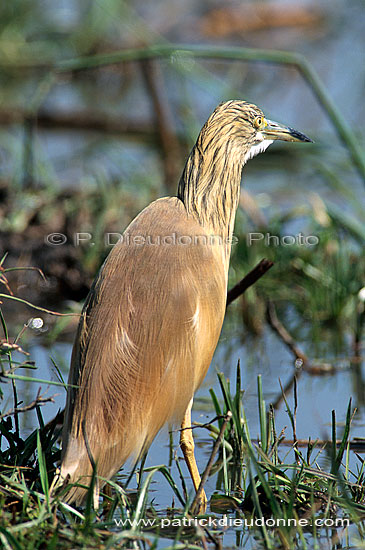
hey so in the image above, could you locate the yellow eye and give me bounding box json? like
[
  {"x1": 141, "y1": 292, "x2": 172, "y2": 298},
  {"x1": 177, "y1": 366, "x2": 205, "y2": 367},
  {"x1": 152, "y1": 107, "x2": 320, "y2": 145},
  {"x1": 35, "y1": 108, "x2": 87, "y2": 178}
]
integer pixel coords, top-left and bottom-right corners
[{"x1": 254, "y1": 116, "x2": 265, "y2": 129}]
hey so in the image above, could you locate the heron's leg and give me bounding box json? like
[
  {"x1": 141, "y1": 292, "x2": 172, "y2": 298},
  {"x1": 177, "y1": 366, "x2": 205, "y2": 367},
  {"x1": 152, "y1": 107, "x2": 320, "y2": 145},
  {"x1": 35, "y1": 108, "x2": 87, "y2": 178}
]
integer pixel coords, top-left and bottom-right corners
[{"x1": 180, "y1": 399, "x2": 207, "y2": 513}]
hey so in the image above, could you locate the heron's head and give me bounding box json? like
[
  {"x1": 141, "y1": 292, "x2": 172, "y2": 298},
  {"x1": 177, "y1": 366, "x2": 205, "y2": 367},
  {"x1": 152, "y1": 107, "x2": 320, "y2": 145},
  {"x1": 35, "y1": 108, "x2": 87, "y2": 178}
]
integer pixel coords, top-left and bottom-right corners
[{"x1": 198, "y1": 100, "x2": 312, "y2": 164}]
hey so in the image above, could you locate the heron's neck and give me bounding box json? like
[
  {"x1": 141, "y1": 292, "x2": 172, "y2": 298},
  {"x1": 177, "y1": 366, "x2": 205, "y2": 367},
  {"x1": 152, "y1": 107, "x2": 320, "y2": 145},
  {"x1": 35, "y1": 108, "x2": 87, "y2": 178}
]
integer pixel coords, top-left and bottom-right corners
[{"x1": 177, "y1": 142, "x2": 243, "y2": 244}]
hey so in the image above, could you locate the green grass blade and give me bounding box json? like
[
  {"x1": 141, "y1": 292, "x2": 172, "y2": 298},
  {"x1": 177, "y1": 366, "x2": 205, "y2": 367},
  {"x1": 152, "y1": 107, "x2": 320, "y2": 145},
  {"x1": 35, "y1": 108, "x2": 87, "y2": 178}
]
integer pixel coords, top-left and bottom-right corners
[
  {"x1": 0, "y1": 526, "x2": 23, "y2": 550},
  {"x1": 333, "y1": 398, "x2": 353, "y2": 475},
  {"x1": 36, "y1": 430, "x2": 50, "y2": 508},
  {"x1": 257, "y1": 375, "x2": 267, "y2": 453}
]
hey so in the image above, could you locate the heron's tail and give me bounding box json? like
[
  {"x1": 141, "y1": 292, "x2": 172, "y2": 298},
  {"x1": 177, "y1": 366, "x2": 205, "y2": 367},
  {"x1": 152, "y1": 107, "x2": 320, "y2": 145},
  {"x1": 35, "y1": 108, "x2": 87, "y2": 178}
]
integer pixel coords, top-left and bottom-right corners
[
  {"x1": 50, "y1": 436, "x2": 100, "y2": 507},
  {"x1": 53, "y1": 427, "x2": 148, "y2": 507}
]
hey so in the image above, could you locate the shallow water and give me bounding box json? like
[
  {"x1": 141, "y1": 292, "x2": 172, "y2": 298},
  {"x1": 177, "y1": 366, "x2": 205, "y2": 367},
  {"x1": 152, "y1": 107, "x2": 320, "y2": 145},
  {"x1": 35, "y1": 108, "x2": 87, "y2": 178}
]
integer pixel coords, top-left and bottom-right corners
[{"x1": 4, "y1": 311, "x2": 364, "y2": 440}]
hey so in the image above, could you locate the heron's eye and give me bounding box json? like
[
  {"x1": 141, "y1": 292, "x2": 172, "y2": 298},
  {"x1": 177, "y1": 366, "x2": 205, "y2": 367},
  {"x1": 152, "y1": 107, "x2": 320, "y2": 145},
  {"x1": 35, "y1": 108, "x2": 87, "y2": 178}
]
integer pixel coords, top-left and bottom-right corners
[{"x1": 254, "y1": 116, "x2": 265, "y2": 129}]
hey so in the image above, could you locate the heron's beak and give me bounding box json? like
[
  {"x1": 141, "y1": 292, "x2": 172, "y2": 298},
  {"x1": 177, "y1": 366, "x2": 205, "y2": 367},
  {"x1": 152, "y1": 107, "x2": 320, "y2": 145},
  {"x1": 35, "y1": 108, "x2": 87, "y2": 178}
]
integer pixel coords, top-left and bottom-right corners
[{"x1": 263, "y1": 119, "x2": 313, "y2": 143}]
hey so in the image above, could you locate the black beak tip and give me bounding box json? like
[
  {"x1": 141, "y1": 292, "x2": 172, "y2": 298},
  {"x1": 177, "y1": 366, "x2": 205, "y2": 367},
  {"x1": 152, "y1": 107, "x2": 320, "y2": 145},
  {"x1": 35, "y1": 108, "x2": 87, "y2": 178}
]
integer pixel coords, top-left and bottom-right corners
[{"x1": 289, "y1": 127, "x2": 314, "y2": 143}]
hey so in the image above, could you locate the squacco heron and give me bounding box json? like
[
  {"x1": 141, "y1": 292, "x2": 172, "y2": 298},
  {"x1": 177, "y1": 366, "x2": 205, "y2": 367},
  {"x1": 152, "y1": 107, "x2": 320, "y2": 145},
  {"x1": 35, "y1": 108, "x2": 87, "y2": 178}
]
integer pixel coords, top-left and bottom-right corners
[{"x1": 59, "y1": 100, "x2": 311, "y2": 509}]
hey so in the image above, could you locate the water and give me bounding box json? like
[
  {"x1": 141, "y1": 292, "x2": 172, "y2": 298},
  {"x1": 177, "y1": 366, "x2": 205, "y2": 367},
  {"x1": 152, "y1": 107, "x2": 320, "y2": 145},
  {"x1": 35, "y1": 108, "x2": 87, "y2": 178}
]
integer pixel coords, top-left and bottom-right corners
[{"x1": 5, "y1": 312, "x2": 364, "y2": 441}]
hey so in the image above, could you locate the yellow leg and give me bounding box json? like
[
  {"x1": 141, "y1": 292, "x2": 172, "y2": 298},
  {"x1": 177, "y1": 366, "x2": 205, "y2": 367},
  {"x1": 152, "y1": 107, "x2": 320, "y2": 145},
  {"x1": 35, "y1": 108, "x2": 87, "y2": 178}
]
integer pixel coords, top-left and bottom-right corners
[{"x1": 180, "y1": 399, "x2": 207, "y2": 514}]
